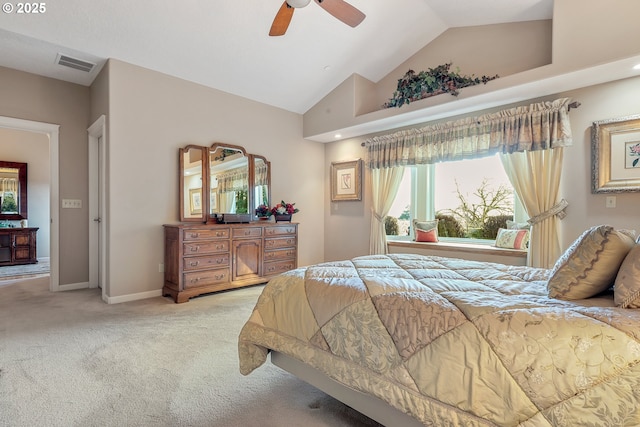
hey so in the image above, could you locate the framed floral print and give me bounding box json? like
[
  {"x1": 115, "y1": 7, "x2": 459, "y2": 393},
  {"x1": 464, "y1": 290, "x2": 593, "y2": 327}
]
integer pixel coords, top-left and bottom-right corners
[
  {"x1": 591, "y1": 114, "x2": 640, "y2": 193},
  {"x1": 331, "y1": 159, "x2": 362, "y2": 201}
]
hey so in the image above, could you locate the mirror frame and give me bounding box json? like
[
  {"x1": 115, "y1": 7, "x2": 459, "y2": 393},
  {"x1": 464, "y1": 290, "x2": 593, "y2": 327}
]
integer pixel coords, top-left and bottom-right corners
[
  {"x1": 179, "y1": 142, "x2": 270, "y2": 223},
  {"x1": 0, "y1": 160, "x2": 27, "y2": 221}
]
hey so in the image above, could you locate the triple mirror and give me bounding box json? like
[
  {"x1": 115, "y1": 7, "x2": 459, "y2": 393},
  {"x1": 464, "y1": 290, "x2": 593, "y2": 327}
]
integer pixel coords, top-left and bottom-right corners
[
  {"x1": 180, "y1": 143, "x2": 270, "y2": 222},
  {"x1": 0, "y1": 161, "x2": 27, "y2": 220}
]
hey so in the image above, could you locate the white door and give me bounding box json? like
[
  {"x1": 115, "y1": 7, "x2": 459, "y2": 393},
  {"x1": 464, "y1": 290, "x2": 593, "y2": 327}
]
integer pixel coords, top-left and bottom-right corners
[{"x1": 88, "y1": 116, "x2": 106, "y2": 299}]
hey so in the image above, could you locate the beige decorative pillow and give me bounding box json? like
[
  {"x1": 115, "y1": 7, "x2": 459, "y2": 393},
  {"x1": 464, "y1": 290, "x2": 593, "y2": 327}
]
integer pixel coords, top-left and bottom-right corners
[
  {"x1": 614, "y1": 245, "x2": 640, "y2": 308},
  {"x1": 547, "y1": 225, "x2": 635, "y2": 300},
  {"x1": 619, "y1": 229, "x2": 638, "y2": 241}
]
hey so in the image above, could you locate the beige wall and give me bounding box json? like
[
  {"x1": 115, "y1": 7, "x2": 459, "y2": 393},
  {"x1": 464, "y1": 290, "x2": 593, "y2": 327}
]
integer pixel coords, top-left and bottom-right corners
[
  {"x1": 104, "y1": 60, "x2": 324, "y2": 299},
  {"x1": 0, "y1": 128, "x2": 50, "y2": 257},
  {"x1": 324, "y1": 76, "x2": 640, "y2": 262},
  {"x1": 0, "y1": 66, "x2": 90, "y2": 285},
  {"x1": 552, "y1": 0, "x2": 640, "y2": 68},
  {"x1": 558, "y1": 77, "x2": 640, "y2": 247},
  {"x1": 324, "y1": 139, "x2": 370, "y2": 261}
]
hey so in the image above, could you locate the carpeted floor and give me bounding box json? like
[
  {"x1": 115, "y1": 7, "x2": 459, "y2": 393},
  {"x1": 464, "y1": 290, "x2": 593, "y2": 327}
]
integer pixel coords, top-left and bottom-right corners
[{"x1": 0, "y1": 277, "x2": 383, "y2": 427}]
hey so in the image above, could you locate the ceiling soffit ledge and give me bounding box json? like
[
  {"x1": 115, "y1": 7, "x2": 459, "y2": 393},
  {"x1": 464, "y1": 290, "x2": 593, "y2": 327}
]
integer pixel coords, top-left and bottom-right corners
[{"x1": 303, "y1": 57, "x2": 640, "y2": 143}]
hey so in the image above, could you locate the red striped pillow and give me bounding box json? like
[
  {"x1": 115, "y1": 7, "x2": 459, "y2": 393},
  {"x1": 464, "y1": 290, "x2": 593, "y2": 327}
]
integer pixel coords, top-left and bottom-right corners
[
  {"x1": 495, "y1": 228, "x2": 529, "y2": 250},
  {"x1": 415, "y1": 227, "x2": 438, "y2": 242}
]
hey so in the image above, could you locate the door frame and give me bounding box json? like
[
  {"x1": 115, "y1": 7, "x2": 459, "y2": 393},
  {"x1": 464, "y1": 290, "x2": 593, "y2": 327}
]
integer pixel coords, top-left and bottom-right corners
[
  {"x1": 0, "y1": 116, "x2": 59, "y2": 291},
  {"x1": 88, "y1": 115, "x2": 107, "y2": 302}
]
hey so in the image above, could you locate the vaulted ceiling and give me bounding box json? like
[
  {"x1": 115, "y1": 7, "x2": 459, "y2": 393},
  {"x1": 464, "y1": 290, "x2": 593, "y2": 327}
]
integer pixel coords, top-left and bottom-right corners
[{"x1": 0, "y1": 0, "x2": 553, "y2": 114}]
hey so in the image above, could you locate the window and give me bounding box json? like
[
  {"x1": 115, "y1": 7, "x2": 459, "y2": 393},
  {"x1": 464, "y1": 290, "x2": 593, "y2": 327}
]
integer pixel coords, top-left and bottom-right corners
[{"x1": 387, "y1": 154, "x2": 527, "y2": 242}]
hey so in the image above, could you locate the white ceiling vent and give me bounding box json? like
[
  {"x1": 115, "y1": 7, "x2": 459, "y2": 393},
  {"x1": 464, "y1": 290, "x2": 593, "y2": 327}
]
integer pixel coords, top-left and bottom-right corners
[{"x1": 55, "y1": 53, "x2": 95, "y2": 73}]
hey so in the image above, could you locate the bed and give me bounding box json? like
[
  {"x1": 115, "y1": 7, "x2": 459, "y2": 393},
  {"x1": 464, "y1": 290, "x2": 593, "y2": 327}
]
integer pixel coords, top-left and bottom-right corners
[{"x1": 238, "y1": 226, "x2": 640, "y2": 426}]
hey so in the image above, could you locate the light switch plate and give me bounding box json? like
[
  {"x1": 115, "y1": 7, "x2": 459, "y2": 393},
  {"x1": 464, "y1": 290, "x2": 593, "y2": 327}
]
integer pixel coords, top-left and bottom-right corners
[{"x1": 62, "y1": 199, "x2": 82, "y2": 209}]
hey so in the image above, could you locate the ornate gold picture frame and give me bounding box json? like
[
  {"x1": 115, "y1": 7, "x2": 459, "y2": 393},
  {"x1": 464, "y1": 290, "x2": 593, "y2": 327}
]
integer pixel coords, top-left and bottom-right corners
[
  {"x1": 331, "y1": 159, "x2": 362, "y2": 201},
  {"x1": 591, "y1": 114, "x2": 640, "y2": 193}
]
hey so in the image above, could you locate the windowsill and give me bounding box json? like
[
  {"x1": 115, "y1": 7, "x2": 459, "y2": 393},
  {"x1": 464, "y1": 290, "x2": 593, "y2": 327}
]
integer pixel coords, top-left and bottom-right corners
[{"x1": 386, "y1": 236, "x2": 527, "y2": 259}]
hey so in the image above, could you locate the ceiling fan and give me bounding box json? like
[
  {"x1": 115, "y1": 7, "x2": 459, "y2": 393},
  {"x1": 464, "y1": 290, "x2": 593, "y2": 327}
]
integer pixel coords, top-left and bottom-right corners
[{"x1": 269, "y1": 0, "x2": 366, "y2": 36}]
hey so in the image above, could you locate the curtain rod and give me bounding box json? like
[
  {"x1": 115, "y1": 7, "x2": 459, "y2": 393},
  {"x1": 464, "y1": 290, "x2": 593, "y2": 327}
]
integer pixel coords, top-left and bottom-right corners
[{"x1": 359, "y1": 101, "x2": 581, "y2": 147}]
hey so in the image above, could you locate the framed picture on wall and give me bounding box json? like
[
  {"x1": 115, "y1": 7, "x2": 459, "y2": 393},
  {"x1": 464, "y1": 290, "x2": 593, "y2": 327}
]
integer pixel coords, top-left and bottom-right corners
[
  {"x1": 592, "y1": 114, "x2": 640, "y2": 193},
  {"x1": 331, "y1": 159, "x2": 362, "y2": 201},
  {"x1": 189, "y1": 188, "x2": 202, "y2": 215}
]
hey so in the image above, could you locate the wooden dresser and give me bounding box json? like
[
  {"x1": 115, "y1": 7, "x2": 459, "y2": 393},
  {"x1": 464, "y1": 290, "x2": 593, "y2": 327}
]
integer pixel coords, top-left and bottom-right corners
[
  {"x1": 0, "y1": 227, "x2": 38, "y2": 266},
  {"x1": 163, "y1": 222, "x2": 297, "y2": 303}
]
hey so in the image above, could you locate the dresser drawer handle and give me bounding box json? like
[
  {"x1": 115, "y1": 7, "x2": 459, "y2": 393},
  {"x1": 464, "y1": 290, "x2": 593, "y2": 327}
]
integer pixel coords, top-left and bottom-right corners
[
  {"x1": 189, "y1": 233, "x2": 200, "y2": 238},
  {"x1": 190, "y1": 277, "x2": 201, "y2": 284},
  {"x1": 215, "y1": 274, "x2": 225, "y2": 280},
  {"x1": 216, "y1": 244, "x2": 225, "y2": 250},
  {"x1": 216, "y1": 231, "x2": 225, "y2": 237},
  {"x1": 190, "y1": 246, "x2": 200, "y2": 252},
  {"x1": 216, "y1": 259, "x2": 224, "y2": 264},
  {"x1": 190, "y1": 261, "x2": 200, "y2": 267}
]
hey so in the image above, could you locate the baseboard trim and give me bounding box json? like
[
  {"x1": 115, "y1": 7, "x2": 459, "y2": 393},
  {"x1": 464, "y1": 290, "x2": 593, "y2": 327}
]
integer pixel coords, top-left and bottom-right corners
[
  {"x1": 58, "y1": 281, "x2": 90, "y2": 291},
  {"x1": 105, "y1": 289, "x2": 163, "y2": 304}
]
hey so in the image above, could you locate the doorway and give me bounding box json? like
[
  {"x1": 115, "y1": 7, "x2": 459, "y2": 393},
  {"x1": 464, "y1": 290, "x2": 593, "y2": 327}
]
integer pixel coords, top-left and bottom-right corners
[{"x1": 0, "y1": 116, "x2": 59, "y2": 291}]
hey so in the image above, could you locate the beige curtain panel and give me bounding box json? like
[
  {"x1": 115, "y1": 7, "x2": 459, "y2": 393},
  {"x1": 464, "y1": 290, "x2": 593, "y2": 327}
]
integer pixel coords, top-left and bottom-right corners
[
  {"x1": 364, "y1": 98, "x2": 573, "y2": 168},
  {"x1": 501, "y1": 148, "x2": 566, "y2": 268}
]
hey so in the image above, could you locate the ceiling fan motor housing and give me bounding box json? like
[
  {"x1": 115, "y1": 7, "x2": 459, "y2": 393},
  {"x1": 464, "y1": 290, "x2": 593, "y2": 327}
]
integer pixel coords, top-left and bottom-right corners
[{"x1": 287, "y1": 0, "x2": 312, "y2": 8}]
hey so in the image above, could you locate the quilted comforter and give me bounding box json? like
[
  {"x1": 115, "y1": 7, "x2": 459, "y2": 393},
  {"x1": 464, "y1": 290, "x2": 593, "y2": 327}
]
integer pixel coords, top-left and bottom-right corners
[{"x1": 238, "y1": 254, "x2": 640, "y2": 426}]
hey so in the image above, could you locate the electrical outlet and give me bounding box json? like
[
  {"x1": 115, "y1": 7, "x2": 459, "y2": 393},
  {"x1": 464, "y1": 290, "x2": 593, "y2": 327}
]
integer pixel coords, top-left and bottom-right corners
[
  {"x1": 62, "y1": 199, "x2": 82, "y2": 208},
  {"x1": 605, "y1": 196, "x2": 617, "y2": 208},
  {"x1": 159, "y1": 263, "x2": 164, "y2": 273}
]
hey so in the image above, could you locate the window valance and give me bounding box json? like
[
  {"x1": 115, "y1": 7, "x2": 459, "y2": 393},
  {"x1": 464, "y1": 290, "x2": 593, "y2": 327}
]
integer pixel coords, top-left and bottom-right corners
[
  {"x1": 364, "y1": 98, "x2": 574, "y2": 169},
  {"x1": 255, "y1": 162, "x2": 268, "y2": 187},
  {"x1": 217, "y1": 168, "x2": 248, "y2": 193},
  {"x1": 0, "y1": 178, "x2": 18, "y2": 193}
]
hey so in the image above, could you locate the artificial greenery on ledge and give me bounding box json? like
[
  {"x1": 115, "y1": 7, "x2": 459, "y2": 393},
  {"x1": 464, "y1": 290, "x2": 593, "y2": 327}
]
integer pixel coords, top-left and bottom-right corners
[{"x1": 383, "y1": 63, "x2": 499, "y2": 108}]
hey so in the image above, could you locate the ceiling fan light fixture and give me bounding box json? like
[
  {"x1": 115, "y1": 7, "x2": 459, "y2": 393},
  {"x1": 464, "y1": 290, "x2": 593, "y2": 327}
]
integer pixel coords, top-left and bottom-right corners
[{"x1": 286, "y1": 0, "x2": 312, "y2": 8}]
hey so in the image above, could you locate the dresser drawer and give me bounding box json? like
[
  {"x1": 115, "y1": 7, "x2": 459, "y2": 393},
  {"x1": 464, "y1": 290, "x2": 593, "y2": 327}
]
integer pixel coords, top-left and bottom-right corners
[
  {"x1": 263, "y1": 259, "x2": 297, "y2": 276},
  {"x1": 264, "y1": 236, "x2": 296, "y2": 250},
  {"x1": 184, "y1": 268, "x2": 230, "y2": 289},
  {"x1": 183, "y1": 240, "x2": 230, "y2": 255},
  {"x1": 264, "y1": 248, "x2": 296, "y2": 261},
  {"x1": 183, "y1": 253, "x2": 230, "y2": 271},
  {"x1": 265, "y1": 225, "x2": 296, "y2": 236},
  {"x1": 232, "y1": 227, "x2": 263, "y2": 239},
  {"x1": 183, "y1": 228, "x2": 230, "y2": 241},
  {"x1": 14, "y1": 234, "x2": 31, "y2": 246}
]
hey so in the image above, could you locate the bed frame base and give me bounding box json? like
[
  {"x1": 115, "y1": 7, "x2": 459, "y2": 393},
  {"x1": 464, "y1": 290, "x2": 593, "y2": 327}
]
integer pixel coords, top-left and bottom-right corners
[{"x1": 271, "y1": 351, "x2": 424, "y2": 427}]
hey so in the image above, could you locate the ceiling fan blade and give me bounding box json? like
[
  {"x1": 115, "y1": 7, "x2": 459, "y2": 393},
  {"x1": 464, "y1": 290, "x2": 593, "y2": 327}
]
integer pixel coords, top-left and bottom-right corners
[
  {"x1": 269, "y1": 2, "x2": 295, "y2": 36},
  {"x1": 314, "y1": 0, "x2": 365, "y2": 27}
]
